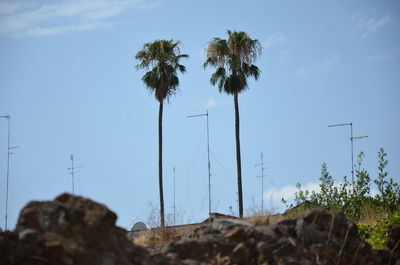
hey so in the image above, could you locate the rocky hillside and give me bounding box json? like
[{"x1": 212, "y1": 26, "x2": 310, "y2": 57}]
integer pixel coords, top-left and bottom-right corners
[{"x1": 0, "y1": 193, "x2": 398, "y2": 265}]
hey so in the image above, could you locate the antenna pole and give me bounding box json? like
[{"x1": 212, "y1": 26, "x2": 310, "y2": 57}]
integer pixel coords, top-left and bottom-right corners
[
  {"x1": 328, "y1": 122, "x2": 368, "y2": 190},
  {"x1": 187, "y1": 111, "x2": 212, "y2": 216},
  {"x1": 68, "y1": 154, "x2": 82, "y2": 195},
  {"x1": 0, "y1": 115, "x2": 11, "y2": 230},
  {"x1": 5, "y1": 117, "x2": 10, "y2": 230},
  {"x1": 71, "y1": 154, "x2": 75, "y2": 195},
  {"x1": 206, "y1": 111, "x2": 211, "y2": 215},
  {"x1": 236, "y1": 192, "x2": 239, "y2": 217},
  {"x1": 261, "y1": 153, "x2": 264, "y2": 212},
  {"x1": 255, "y1": 152, "x2": 268, "y2": 214},
  {"x1": 350, "y1": 123, "x2": 354, "y2": 185},
  {"x1": 173, "y1": 166, "x2": 176, "y2": 225}
]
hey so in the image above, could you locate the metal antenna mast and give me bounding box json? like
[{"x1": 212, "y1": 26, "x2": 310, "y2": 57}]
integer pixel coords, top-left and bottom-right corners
[
  {"x1": 173, "y1": 166, "x2": 176, "y2": 225},
  {"x1": 1, "y1": 115, "x2": 17, "y2": 230},
  {"x1": 328, "y1": 122, "x2": 368, "y2": 185},
  {"x1": 255, "y1": 152, "x2": 268, "y2": 213},
  {"x1": 187, "y1": 111, "x2": 212, "y2": 216},
  {"x1": 68, "y1": 154, "x2": 81, "y2": 195}
]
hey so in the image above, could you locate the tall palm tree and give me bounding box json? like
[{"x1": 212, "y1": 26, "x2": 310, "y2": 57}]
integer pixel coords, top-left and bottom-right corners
[
  {"x1": 204, "y1": 30, "x2": 262, "y2": 218},
  {"x1": 135, "y1": 40, "x2": 188, "y2": 228}
]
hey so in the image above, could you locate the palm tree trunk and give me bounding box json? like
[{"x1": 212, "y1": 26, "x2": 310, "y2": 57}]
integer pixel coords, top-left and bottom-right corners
[
  {"x1": 158, "y1": 100, "x2": 165, "y2": 228},
  {"x1": 234, "y1": 92, "x2": 243, "y2": 218}
]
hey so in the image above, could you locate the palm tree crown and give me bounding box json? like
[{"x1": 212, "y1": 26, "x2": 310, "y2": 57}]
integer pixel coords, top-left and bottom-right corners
[
  {"x1": 204, "y1": 30, "x2": 262, "y2": 95},
  {"x1": 136, "y1": 40, "x2": 188, "y2": 102}
]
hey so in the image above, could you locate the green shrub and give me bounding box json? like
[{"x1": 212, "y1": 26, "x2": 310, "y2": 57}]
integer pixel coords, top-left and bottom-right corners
[
  {"x1": 283, "y1": 148, "x2": 400, "y2": 249},
  {"x1": 368, "y1": 218, "x2": 389, "y2": 248},
  {"x1": 358, "y1": 209, "x2": 400, "y2": 249},
  {"x1": 283, "y1": 148, "x2": 400, "y2": 222}
]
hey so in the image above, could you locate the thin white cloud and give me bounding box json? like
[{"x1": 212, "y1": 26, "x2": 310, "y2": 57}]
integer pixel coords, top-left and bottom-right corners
[
  {"x1": 366, "y1": 49, "x2": 399, "y2": 62},
  {"x1": 0, "y1": 0, "x2": 160, "y2": 37},
  {"x1": 294, "y1": 56, "x2": 337, "y2": 78},
  {"x1": 0, "y1": 1, "x2": 23, "y2": 16},
  {"x1": 278, "y1": 51, "x2": 291, "y2": 64},
  {"x1": 24, "y1": 22, "x2": 115, "y2": 37},
  {"x1": 135, "y1": 1, "x2": 161, "y2": 11},
  {"x1": 263, "y1": 33, "x2": 287, "y2": 49},
  {"x1": 352, "y1": 11, "x2": 391, "y2": 39},
  {"x1": 204, "y1": 97, "x2": 218, "y2": 109}
]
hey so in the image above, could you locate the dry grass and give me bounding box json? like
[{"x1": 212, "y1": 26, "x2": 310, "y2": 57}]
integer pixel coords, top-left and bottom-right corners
[
  {"x1": 358, "y1": 205, "x2": 388, "y2": 225},
  {"x1": 133, "y1": 227, "x2": 191, "y2": 247},
  {"x1": 244, "y1": 214, "x2": 286, "y2": 226},
  {"x1": 134, "y1": 212, "x2": 286, "y2": 247}
]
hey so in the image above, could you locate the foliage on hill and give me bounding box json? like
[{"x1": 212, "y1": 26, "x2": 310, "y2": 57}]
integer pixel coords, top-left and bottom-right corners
[{"x1": 283, "y1": 148, "x2": 400, "y2": 248}]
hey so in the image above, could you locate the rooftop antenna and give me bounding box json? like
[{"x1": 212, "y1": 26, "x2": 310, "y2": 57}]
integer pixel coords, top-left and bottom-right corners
[
  {"x1": 328, "y1": 122, "x2": 368, "y2": 186},
  {"x1": 187, "y1": 110, "x2": 212, "y2": 216},
  {"x1": 68, "y1": 154, "x2": 82, "y2": 195},
  {"x1": 0, "y1": 115, "x2": 17, "y2": 231},
  {"x1": 255, "y1": 152, "x2": 268, "y2": 214}
]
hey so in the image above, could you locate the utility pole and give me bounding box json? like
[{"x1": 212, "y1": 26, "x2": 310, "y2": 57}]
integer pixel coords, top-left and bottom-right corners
[
  {"x1": 255, "y1": 152, "x2": 268, "y2": 214},
  {"x1": 187, "y1": 111, "x2": 212, "y2": 216},
  {"x1": 68, "y1": 154, "x2": 82, "y2": 195},
  {"x1": 0, "y1": 115, "x2": 17, "y2": 231},
  {"x1": 173, "y1": 166, "x2": 176, "y2": 225},
  {"x1": 328, "y1": 123, "x2": 368, "y2": 185}
]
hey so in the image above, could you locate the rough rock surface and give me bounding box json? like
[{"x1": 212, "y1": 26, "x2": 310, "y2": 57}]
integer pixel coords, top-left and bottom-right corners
[
  {"x1": 0, "y1": 193, "x2": 169, "y2": 265},
  {"x1": 1, "y1": 194, "x2": 399, "y2": 265},
  {"x1": 388, "y1": 225, "x2": 400, "y2": 263},
  {"x1": 163, "y1": 210, "x2": 396, "y2": 265}
]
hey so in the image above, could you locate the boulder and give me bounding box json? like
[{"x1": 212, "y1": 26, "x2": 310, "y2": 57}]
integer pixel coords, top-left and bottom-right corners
[
  {"x1": 162, "y1": 209, "x2": 393, "y2": 265},
  {"x1": 0, "y1": 193, "x2": 161, "y2": 265}
]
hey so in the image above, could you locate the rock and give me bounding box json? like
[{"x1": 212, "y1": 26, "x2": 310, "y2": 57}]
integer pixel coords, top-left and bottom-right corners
[
  {"x1": 0, "y1": 193, "x2": 162, "y2": 265},
  {"x1": 161, "y1": 209, "x2": 389, "y2": 265},
  {"x1": 388, "y1": 225, "x2": 400, "y2": 251},
  {"x1": 388, "y1": 225, "x2": 400, "y2": 264},
  {"x1": 18, "y1": 228, "x2": 41, "y2": 241},
  {"x1": 161, "y1": 238, "x2": 236, "y2": 263},
  {"x1": 211, "y1": 218, "x2": 250, "y2": 231},
  {"x1": 45, "y1": 241, "x2": 64, "y2": 261},
  {"x1": 302, "y1": 209, "x2": 357, "y2": 238},
  {"x1": 223, "y1": 226, "x2": 248, "y2": 241}
]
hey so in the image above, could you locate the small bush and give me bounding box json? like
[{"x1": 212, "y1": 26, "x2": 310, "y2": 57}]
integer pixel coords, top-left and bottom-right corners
[
  {"x1": 358, "y1": 208, "x2": 400, "y2": 248},
  {"x1": 283, "y1": 148, "x2": 400, "y2": 249}
]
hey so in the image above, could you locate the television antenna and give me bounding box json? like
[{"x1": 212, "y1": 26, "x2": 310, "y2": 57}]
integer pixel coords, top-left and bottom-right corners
[
  {"x1": 328, "y1": 122, "x2": 368, "y2": 185},
  {"x1": 0, "y1": 115, "x2": 18, "y2": 231},
  {"x1": 68, "y1": 154, "x2": 83, "y2": 195},
  {"x1": 173, "y1": 166, "x2": 176, "y2": 225},
  {"x1": 187, "y1": 110, "x2": 212, "y2": 215},
  {"x1": 255, "y1": 152, "x2": 269, "y2": 213}
]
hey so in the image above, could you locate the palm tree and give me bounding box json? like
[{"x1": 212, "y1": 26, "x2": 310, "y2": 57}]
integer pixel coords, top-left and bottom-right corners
[
  {"x1": 204, "y1": 30, "x2": 262, "y2": 218},
  {"x1": 135, "y1": 40, "x2": 188, "y2": 228}
]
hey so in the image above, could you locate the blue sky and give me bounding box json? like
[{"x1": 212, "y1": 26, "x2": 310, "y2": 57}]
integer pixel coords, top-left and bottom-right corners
[{"x1": 0, "y1": 0, "x2": 399, "y2": 230}]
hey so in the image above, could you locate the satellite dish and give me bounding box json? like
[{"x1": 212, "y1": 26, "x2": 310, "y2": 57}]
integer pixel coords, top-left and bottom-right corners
[{"x1": 131, "y1": 222, "x2": 147, "y2": 231}]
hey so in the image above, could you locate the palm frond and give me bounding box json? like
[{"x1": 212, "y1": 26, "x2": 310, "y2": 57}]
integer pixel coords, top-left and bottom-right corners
[
  {"x1": 204, "y1": 38, "x2": 229, "y2": 68},
  {"x1": 204, "y1": 30, "x2": 262, "y2": 95},
  {"x1": 135, "y1": 39, "x2": 188, "y2": 102},
  {"x1": 176, "y1": 63, "x2": 186, "y2": 73},
  {"x1": 242, "y1": 63, "x2": 261, "y2": 80},
  {"x1": 210, "y1": 67, "x2": 226, "y2": 90},
  {"x1": 227, "y1": 31, "x2": 262, "y2": 64},
  {"x1": 249, "y1": 64, "x2": 260, "y2": 80}
]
